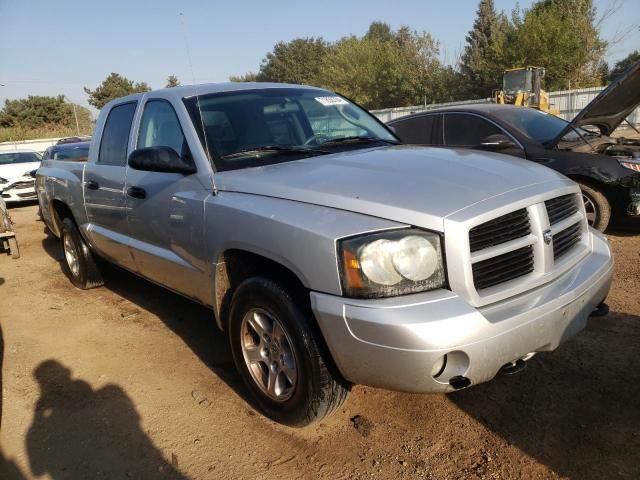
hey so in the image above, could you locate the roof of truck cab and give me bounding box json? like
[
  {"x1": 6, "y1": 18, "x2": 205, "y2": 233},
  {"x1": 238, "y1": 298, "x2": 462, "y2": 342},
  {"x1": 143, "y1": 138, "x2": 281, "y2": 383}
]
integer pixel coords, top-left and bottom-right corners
[{"x1": 102, "y1": 83, "x2": 330, "y2": 110}]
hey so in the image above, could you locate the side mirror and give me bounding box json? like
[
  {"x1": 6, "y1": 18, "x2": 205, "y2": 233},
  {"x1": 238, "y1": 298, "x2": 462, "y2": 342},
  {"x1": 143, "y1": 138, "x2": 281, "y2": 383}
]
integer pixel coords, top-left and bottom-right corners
[
  {"x1": 478, "y1": 134, "x2": 516, "y2": 151},
  {"x1": 128, "y1": 146, "x2": 197, "y2": 175}
]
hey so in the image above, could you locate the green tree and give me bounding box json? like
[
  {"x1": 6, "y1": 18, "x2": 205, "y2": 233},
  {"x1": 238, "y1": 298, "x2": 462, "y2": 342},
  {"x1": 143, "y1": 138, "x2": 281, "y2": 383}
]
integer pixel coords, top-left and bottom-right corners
[
  {"x1": 0, "y1": 95, "x2": 92, "y2": 131},
  {"x1": 229, "y1": 72, "x2": 259, "y2": 82},
  {"x1": 256, "y1": 37, "x2": 329, "y2": 85},
  {"x1": 608, "y1": 50, "x2": 640, "y2": 81},
  {"x1": 84, "y1": 72, "x2": 151, "y2": 109},
  {"x1": 319, "y1": 27, "x2": 447, "y2": 109},
  {"x1": 365, "y1": 21, "x2": 395, "y2": 42},
  {"x1": 505, "y1": 0, "x2": 607, "y2": 90},
  {"x1": 460, "y1": 0, "x2": 509, "y2": 98},
  {"x1": 165, "y1": 75, "x2": 181, "y2": 88}
]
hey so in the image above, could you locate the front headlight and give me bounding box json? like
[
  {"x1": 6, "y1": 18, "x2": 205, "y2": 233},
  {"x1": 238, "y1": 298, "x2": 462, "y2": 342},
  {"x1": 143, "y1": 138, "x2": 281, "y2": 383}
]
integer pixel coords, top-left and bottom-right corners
[
  {"x1": 618, "y1": 159, "x2": 640, "y2": 173},
  {"x1": 339, "y1": 229, "x2": 446, "y2": 298}
]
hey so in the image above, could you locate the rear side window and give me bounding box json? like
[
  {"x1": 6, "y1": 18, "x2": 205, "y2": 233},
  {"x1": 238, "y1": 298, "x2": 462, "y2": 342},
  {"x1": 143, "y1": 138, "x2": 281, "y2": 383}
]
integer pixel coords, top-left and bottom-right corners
[
  {"x1": 392, "y1": 115, "x2": 437, "y2": 145},
  {"x1": 98, "y1": 102, "x2": 137, "y2": 166},
  {"x1": 137, "y1": 100, "x2": 187, "y2": 155},
  {"x1": 443, "y1": 113, "x2": 501, "y2": 147},
  {"x1": 53, "y1": 145, "x2": 89, "y2": 162}
]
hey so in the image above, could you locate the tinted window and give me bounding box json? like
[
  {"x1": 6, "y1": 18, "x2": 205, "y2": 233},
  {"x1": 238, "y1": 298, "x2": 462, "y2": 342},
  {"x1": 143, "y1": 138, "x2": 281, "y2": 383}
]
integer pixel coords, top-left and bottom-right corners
[
  {"x1": 443, "y1": 114, "x2": 502, "y2": 146},
  {"x1": 137, "y1": 100, "x2": 186, "y2": 155},
  {"x1": 0, "y1": 152, "x2": 41, "y2": 165},
  {"x1": 392, "y1": 115, "x2": 437, "y2": 144},
  {"x1": 492, "y1": 108, "x2": 570, "y2": 144},
  {"x1": 98, "y1": 102, "x2": 137, "y2": 166},
  {"x1": 53, "y1": 144, "x2": 90, "y2": 162}
]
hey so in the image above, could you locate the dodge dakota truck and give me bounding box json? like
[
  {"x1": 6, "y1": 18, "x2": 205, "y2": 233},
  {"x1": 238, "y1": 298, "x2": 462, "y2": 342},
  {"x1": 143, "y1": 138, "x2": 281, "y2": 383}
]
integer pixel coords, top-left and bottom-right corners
[{"x1": 36, "y1": 83, "x2": 613, "y2": 427}]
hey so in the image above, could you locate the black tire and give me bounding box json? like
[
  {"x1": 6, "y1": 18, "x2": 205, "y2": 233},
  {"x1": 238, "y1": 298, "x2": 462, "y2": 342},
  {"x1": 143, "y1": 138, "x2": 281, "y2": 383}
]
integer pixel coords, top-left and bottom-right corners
[
  {"x1": 228, "y1": 277, "x2": 348, "y2": 427},
  {"x1": 578, "y1": 182, "x2": 611, "y2": 232},
  {"x1": 59, "y1": 217, "x2": 104, "y2": 289}
]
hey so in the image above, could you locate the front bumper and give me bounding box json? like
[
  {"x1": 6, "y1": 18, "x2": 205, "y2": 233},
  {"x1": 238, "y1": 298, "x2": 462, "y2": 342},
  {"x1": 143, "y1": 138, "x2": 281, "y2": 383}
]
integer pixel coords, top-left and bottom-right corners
[
  {"x1": 1, "y1": 184, "x2": 37, "y2": 203},
  {"x1": 311, "y1": 230, "x2": 613, "y2": 393}
]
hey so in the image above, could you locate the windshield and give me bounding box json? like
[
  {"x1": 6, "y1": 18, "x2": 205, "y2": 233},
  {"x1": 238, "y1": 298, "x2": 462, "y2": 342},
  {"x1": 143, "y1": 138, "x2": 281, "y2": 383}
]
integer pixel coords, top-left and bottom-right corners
[
  {"x1": 503, "y1": 70, "x2": 532, "y2": 94},
  {"x1": 184, "y1": 88, "x2": 398, "y2": 171},
  {"x1": 493, "y1": 108, "x2": 579, "y2": 144},
  {"x1": 0, "y1": 152, "x2": 41, "y2": 165}
]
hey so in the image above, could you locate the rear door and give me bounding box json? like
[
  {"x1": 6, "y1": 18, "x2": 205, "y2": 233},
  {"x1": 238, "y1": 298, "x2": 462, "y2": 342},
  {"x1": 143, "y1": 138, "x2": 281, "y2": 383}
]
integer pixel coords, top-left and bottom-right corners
[
  {"x1": 83, "y1": 101, "x2": 138, "y2": 269},
  {"x1": 124, "y1": 98, "x2": 211, "y2": 303}
]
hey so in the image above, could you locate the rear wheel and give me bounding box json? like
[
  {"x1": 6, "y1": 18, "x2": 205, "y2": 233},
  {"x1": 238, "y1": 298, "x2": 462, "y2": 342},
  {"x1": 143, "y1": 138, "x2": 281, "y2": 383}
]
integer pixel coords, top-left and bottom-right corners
[
  {"x1": 228, "y1": 277, "x2": 348, "y2": 427},
  {"x1": 60, "y1": 217, "x2": 104, "y2": 289},
  {"x1": 578, "y1": 182, "x2": 611, "y2": 232}
]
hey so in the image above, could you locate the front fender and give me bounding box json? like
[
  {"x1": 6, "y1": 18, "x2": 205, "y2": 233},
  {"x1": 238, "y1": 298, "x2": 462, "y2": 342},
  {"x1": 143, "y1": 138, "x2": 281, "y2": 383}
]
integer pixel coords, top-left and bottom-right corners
[{"x1": 204, "y1": 192, "x2": 404, "y2": 296}]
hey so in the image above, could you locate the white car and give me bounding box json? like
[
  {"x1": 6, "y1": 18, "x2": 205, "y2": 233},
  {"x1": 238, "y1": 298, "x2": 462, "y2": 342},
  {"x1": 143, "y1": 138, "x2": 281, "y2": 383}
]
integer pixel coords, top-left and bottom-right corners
[{"x1": 0, "y1": 150, "x2": 42, "y2": 203}]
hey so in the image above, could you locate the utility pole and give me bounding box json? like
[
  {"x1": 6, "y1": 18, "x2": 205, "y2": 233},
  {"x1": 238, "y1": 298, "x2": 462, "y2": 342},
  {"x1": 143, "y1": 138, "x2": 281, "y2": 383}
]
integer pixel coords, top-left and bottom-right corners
[{"x1": 64, "y1": 95, "x2": 81, "y2": 136}]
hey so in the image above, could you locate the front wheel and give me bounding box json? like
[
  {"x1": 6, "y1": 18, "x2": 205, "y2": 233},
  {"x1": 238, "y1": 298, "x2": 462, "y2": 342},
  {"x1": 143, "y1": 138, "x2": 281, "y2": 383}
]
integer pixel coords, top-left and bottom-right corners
[
  {"x1": 228, "y1": 277, "x2": 348, "y2": 427},
  {"x1": 60, "y1": 217, "x2": 104, "y2": 289},
  {"x1": 578, "y1": 182, "x2": 611, "y2": 232}
]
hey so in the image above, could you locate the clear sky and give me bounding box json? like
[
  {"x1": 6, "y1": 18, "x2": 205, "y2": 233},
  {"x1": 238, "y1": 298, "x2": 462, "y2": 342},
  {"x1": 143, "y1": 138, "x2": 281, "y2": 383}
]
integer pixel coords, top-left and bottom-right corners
[{"x1": 0, "y1": 0, "x2": 638, "y2": 111}]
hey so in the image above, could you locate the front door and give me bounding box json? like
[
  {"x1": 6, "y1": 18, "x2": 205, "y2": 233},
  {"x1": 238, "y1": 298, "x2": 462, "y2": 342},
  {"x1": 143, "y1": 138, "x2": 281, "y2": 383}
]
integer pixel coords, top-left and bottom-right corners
[
  {"x1": 125, "y1": 98, "x2": 211, "y2": 304},
  {"x1": 83, "y1": 101, "x2": 138, "y2": 270}
]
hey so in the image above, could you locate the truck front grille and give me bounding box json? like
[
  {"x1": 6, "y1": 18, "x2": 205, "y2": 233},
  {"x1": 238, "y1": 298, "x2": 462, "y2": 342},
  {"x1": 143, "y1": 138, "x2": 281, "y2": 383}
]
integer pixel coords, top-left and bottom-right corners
[
  {"x1": 466, "y1": 192, "x2": 587, "y2": 294},
  {"x1": 472, "y1": 245, "x2": 534, "y2": 290},
  {"x1": 553, "y1": 222, "x2": 582, "y2": 259},
  {"x1": 545, "y1": 194, "x2": 578, "y2": 225},
  {"x1": 469, "y1": 209, "x2": 530, "y2": 252}
]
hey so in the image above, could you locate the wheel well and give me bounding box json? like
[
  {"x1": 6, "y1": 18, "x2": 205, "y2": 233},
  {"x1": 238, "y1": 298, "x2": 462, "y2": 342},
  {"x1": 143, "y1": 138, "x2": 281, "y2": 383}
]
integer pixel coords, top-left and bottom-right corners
[
  {"x1": 214, "y1": 249, "x2": 309, "y2": 332},
  {"x1": 214, "y1": 249, "x2": 350, "y2": 387},
  {"x1": 50, "y1": 200, "x2": 74, "y2": 236},
  {"x1": 567, "y1": 175, "x2": 608, "y2": 195}
]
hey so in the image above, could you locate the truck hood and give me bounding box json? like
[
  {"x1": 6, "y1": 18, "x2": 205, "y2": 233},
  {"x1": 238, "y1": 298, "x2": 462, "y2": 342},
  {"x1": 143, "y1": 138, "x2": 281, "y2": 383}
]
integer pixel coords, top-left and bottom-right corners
[
  {"x1": 0, "y1": 162, "x2": 41, "y2": 182},
  {"x1": 552, "y1": 60, "x2": 640, "y2": 143},
  {"x1": 215, "y1": 145, "x2": 565, "y2": 231}
]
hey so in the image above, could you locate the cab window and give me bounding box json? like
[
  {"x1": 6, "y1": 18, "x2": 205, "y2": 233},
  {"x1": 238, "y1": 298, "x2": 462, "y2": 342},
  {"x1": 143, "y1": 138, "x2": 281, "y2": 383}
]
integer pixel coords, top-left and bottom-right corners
[
  {"x1": 392, "y1": 114, "x2": 438, "y2": 145},
  {"x1": 137, "y1": 100, "x2": 187, "y2": 156},
  {"x1": 443, "y1": 113, "x2": 502, "y2": 147},
  {"x1": 98, "y1": 102, "x2": 137, "y2": 166}
]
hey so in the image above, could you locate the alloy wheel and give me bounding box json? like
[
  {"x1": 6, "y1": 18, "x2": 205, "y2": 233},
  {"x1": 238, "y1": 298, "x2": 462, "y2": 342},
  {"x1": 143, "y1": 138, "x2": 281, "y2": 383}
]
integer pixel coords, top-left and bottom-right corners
[{"x1": 240, "y1": 308, "x2": 298, "y2": 402}]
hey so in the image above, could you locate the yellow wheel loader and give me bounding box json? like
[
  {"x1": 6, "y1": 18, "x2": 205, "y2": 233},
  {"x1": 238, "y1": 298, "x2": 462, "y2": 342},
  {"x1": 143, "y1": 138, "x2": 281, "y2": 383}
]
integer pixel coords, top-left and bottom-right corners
[{"x1": 495, "y1": 66, "x2": 559, "y2": 115}]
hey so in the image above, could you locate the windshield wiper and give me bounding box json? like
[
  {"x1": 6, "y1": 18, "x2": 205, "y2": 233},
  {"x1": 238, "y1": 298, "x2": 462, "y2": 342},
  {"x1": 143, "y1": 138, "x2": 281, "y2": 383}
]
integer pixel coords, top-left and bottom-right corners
[
  {"x1": 221, "y1": 145, "x2": 329, "y2": 159},
  {"x1": 319, "y1": 136, "x2": 399, "y2": 146}
]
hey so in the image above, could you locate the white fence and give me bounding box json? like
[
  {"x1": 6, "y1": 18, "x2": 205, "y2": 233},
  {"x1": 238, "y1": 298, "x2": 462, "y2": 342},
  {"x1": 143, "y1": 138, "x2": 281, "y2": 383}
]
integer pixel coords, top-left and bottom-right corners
[
  {"x1": 371, "y1": 86, "x2": 640, "y2": 128},
  {"x1": 0, "y1": 137, "x2": 62, "y2": 154}
]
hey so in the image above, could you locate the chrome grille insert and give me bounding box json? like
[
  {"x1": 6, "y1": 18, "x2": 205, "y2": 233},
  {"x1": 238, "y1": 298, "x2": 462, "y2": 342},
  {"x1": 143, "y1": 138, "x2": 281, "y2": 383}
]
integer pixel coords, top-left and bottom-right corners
[
  {"x1": 469, "y1": 209, "x2": 530, "y2": 253},
  {"x1": 472, "y1": 245, "x2": 534, "y2": 290},
  {"x1": 545, "y1": 194, "x2": 578, "y2": 225},
  {"x1": 553, "y1": 223, "x2": 582, "y2": 260}
]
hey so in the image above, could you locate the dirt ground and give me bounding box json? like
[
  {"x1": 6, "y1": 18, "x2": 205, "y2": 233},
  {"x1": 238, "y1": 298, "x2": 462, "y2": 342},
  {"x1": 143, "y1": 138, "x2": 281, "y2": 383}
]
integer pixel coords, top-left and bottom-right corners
[{"x1": 0, "y1": 204, "x2": 639, "y2": 480}]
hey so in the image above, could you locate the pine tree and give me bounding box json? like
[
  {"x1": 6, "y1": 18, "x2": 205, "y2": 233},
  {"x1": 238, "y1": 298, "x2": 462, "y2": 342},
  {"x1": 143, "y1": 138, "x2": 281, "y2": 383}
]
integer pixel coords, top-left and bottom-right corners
[
  {"x1": 165, "y1": 75, "x2": 181, "y2": 88},
  {"x1": 460, "y1": 0, "x2": 507, "y2": 98}
]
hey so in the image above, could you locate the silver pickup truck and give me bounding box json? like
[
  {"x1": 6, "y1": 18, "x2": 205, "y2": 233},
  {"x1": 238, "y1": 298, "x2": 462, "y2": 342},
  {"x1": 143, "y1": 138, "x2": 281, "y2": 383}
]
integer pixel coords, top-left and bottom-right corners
[{"x1": 37, "y1": 83, "x2": 613, "y2": 427}]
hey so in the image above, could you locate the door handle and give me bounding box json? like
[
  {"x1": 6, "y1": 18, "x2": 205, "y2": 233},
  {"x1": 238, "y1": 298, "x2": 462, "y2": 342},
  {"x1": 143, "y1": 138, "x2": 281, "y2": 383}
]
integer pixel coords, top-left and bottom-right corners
[
  {"x1": 127, "y1": 186, "x2": 146, "y2": 199},
  {"x1": 85, "y1": 180, "x2": 99, "y2": 190}
]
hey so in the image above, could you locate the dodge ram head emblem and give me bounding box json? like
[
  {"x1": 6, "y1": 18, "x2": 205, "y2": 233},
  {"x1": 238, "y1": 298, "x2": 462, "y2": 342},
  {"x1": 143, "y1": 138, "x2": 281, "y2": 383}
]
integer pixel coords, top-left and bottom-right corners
[{"x1": 543, "y1": 229, "x2": 553, "y2": 245}]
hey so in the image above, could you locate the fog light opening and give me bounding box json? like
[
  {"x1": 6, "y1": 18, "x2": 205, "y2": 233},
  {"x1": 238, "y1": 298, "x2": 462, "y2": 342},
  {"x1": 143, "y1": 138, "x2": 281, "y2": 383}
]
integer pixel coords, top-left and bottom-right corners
[
  {"x1": 431, "y1": 350, "x2": 470, "y2": 385},
  {"x1": 431, "y1": 354, "x2": 448, "y2": 379}
]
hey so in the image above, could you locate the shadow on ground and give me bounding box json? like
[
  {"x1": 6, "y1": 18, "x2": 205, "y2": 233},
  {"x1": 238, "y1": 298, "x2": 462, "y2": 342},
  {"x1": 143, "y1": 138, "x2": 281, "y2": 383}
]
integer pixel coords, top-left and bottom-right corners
[
  {"x1": 449, "y1": 311, "x2": 640, "y2": 479},
  {"x1": 22, "y1": 360, "x2": 188, "y2": 479},
  {"x1": 41, "y1": 232, "x2": 247, "y2": 405}
]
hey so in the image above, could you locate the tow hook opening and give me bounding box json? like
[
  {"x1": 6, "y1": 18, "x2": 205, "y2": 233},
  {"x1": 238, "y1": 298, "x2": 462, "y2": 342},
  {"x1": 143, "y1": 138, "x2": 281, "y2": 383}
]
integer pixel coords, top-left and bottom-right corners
[
  {"x1": 590, "y1": 302, "x2": 609, "y2": 317},
  {"x1": 499, "y1": 359, "x2": 527, "y2": 375},
  {"x1": 449, "y1": 376, "x2": 471, "y2": 389}
]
